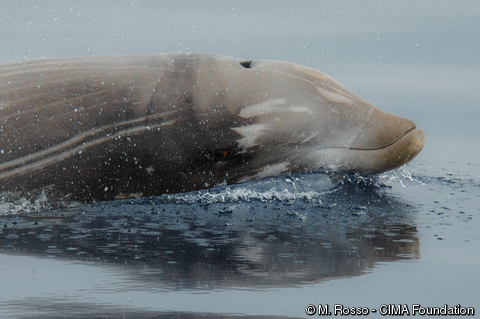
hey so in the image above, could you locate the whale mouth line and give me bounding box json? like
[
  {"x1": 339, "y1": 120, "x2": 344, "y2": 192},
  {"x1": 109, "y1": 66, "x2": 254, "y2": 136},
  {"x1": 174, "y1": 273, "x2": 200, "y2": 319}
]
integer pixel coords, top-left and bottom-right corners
[
  {"x1": 345, "y1": 126, "x2": 418, "y2": 151},
  {"x1": 311, "y1": 127, "x2": 426, "y2": 174}
]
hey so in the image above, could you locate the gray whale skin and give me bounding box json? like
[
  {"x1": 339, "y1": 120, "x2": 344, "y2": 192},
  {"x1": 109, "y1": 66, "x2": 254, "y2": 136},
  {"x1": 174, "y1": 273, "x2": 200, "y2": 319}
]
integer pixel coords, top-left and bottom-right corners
[{"x1": 0, "y1": 53, "x2": 425, "y2": 201}]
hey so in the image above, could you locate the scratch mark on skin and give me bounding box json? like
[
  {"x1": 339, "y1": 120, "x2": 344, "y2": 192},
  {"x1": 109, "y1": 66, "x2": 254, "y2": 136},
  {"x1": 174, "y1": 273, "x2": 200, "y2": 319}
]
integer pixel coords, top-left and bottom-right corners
[
  {"x1": 0, "y1": 119, "x2": 177, "y2": 180},
  {"x1": 300, "y1": 132, "x2": 320, "y2": 144},
  {"x1": 0, "y1": 111, "x2": 177, "y2": 173},
  {"x1": 343, "y1": 106, "x2": 376, "y2": 148}
]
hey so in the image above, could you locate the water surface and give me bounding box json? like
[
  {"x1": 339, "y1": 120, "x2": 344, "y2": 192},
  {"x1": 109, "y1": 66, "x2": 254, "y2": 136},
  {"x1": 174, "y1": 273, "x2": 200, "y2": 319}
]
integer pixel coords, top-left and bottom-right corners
[{"x1": 1, "y1": 1, "x2": 479, "y2": 318}]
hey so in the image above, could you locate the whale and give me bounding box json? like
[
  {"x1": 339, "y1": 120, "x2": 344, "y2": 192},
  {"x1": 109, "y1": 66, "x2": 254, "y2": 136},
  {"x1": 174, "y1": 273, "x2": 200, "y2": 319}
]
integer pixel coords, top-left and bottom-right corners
[{"x1": 0, "y1": 53, "x2": 425, "y2": 201}]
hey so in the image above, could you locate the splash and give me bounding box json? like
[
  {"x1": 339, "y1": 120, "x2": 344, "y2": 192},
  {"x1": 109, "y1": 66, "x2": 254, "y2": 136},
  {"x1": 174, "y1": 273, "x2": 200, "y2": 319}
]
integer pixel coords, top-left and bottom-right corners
[
  {"x1": 159, "y1": 173, "x2": 339, "y2": 205},
  {"x1": 0, "y1": 169, "x2": 433, "y2": 215},
  {"x1": 378, "y1": 166, "x2": 426, "y2": 187},
  {"x1": 0, "y1": 190, "x2": 52, "y2": 215},
  {"x1": 337, "y1": 166, "x2": 426, "y2": 190}
]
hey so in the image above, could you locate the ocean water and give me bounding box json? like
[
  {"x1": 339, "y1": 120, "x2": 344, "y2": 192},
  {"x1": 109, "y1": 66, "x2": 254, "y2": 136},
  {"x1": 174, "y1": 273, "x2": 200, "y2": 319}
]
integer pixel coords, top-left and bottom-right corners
[{"x1": 1, "y1": 1, "x2": 479, "y2": 318}]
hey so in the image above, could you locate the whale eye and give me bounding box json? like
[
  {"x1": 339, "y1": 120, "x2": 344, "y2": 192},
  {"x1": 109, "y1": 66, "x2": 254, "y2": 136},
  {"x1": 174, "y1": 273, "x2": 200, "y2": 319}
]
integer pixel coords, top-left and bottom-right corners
[
  {"x1": 239, "y1": 61, "x2": 253, "y2": 69},
  {"x1": 205, "y1": 148, "x2": 237, "y2": 161},
  {"x1": 216, "y1": 150, "x2": 229, "y2": 158},
  {"x1": 202, "y1": 146, "x2": 251, "y2": 166}
]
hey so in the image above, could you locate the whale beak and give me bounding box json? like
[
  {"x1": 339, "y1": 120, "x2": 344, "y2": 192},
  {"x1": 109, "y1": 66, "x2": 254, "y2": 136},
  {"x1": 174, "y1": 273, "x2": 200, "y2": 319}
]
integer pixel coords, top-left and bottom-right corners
[
  {"x1": 347, "y1": 108, "x2": 426, "y2": 173},
  {"x1": 360, "y1": 127, "x2": 426, "y2": 173}
]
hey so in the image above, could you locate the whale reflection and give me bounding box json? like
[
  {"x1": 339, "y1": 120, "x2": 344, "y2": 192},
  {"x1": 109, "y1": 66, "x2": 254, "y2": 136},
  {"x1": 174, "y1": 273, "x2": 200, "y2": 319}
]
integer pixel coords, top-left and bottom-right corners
[{"x1": 0, "y1": 179, "x2": 419, "y2": 290}]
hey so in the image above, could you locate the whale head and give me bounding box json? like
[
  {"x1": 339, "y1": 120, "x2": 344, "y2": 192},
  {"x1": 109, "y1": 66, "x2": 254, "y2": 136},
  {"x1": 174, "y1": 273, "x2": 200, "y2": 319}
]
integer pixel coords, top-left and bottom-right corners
[{"x1": 194, "y1": 56, "x2": 426, "y2": 181}]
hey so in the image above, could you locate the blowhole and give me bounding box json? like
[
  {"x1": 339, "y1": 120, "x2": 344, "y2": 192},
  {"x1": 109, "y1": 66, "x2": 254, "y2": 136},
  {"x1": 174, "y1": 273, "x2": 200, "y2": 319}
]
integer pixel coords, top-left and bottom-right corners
[{"x1": 239, "y1": 60, "x2": 253, "y2": 69}]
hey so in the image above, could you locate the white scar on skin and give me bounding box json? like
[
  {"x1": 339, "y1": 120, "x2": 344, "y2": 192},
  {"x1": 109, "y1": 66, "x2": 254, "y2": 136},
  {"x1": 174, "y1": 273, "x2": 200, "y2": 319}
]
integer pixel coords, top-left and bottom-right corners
[
  {"x1": 231, "y1": 123, "x2": 267, "y2": 148},
  {"x1": 288, "y1": 106, "x2": 310, "y2": 113},
  {"x1": 239, "y1": 98, "x2": 286, "y2": 118},
  {"x1": 316, "y1": 86, "x2": 354, "y2": 105},
  {"x1": 295, "y1": 65, "x2": 340, "y2": 85},
  {"x1": 256, "y1": 162, "x2": 290, "y2": 179}
]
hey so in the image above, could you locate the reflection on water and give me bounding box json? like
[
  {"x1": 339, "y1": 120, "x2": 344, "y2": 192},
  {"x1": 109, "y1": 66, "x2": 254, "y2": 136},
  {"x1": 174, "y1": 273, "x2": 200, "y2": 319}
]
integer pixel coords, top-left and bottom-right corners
[{"x1": 1, "y1": 176, "x2": 420, "y2": 295}]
